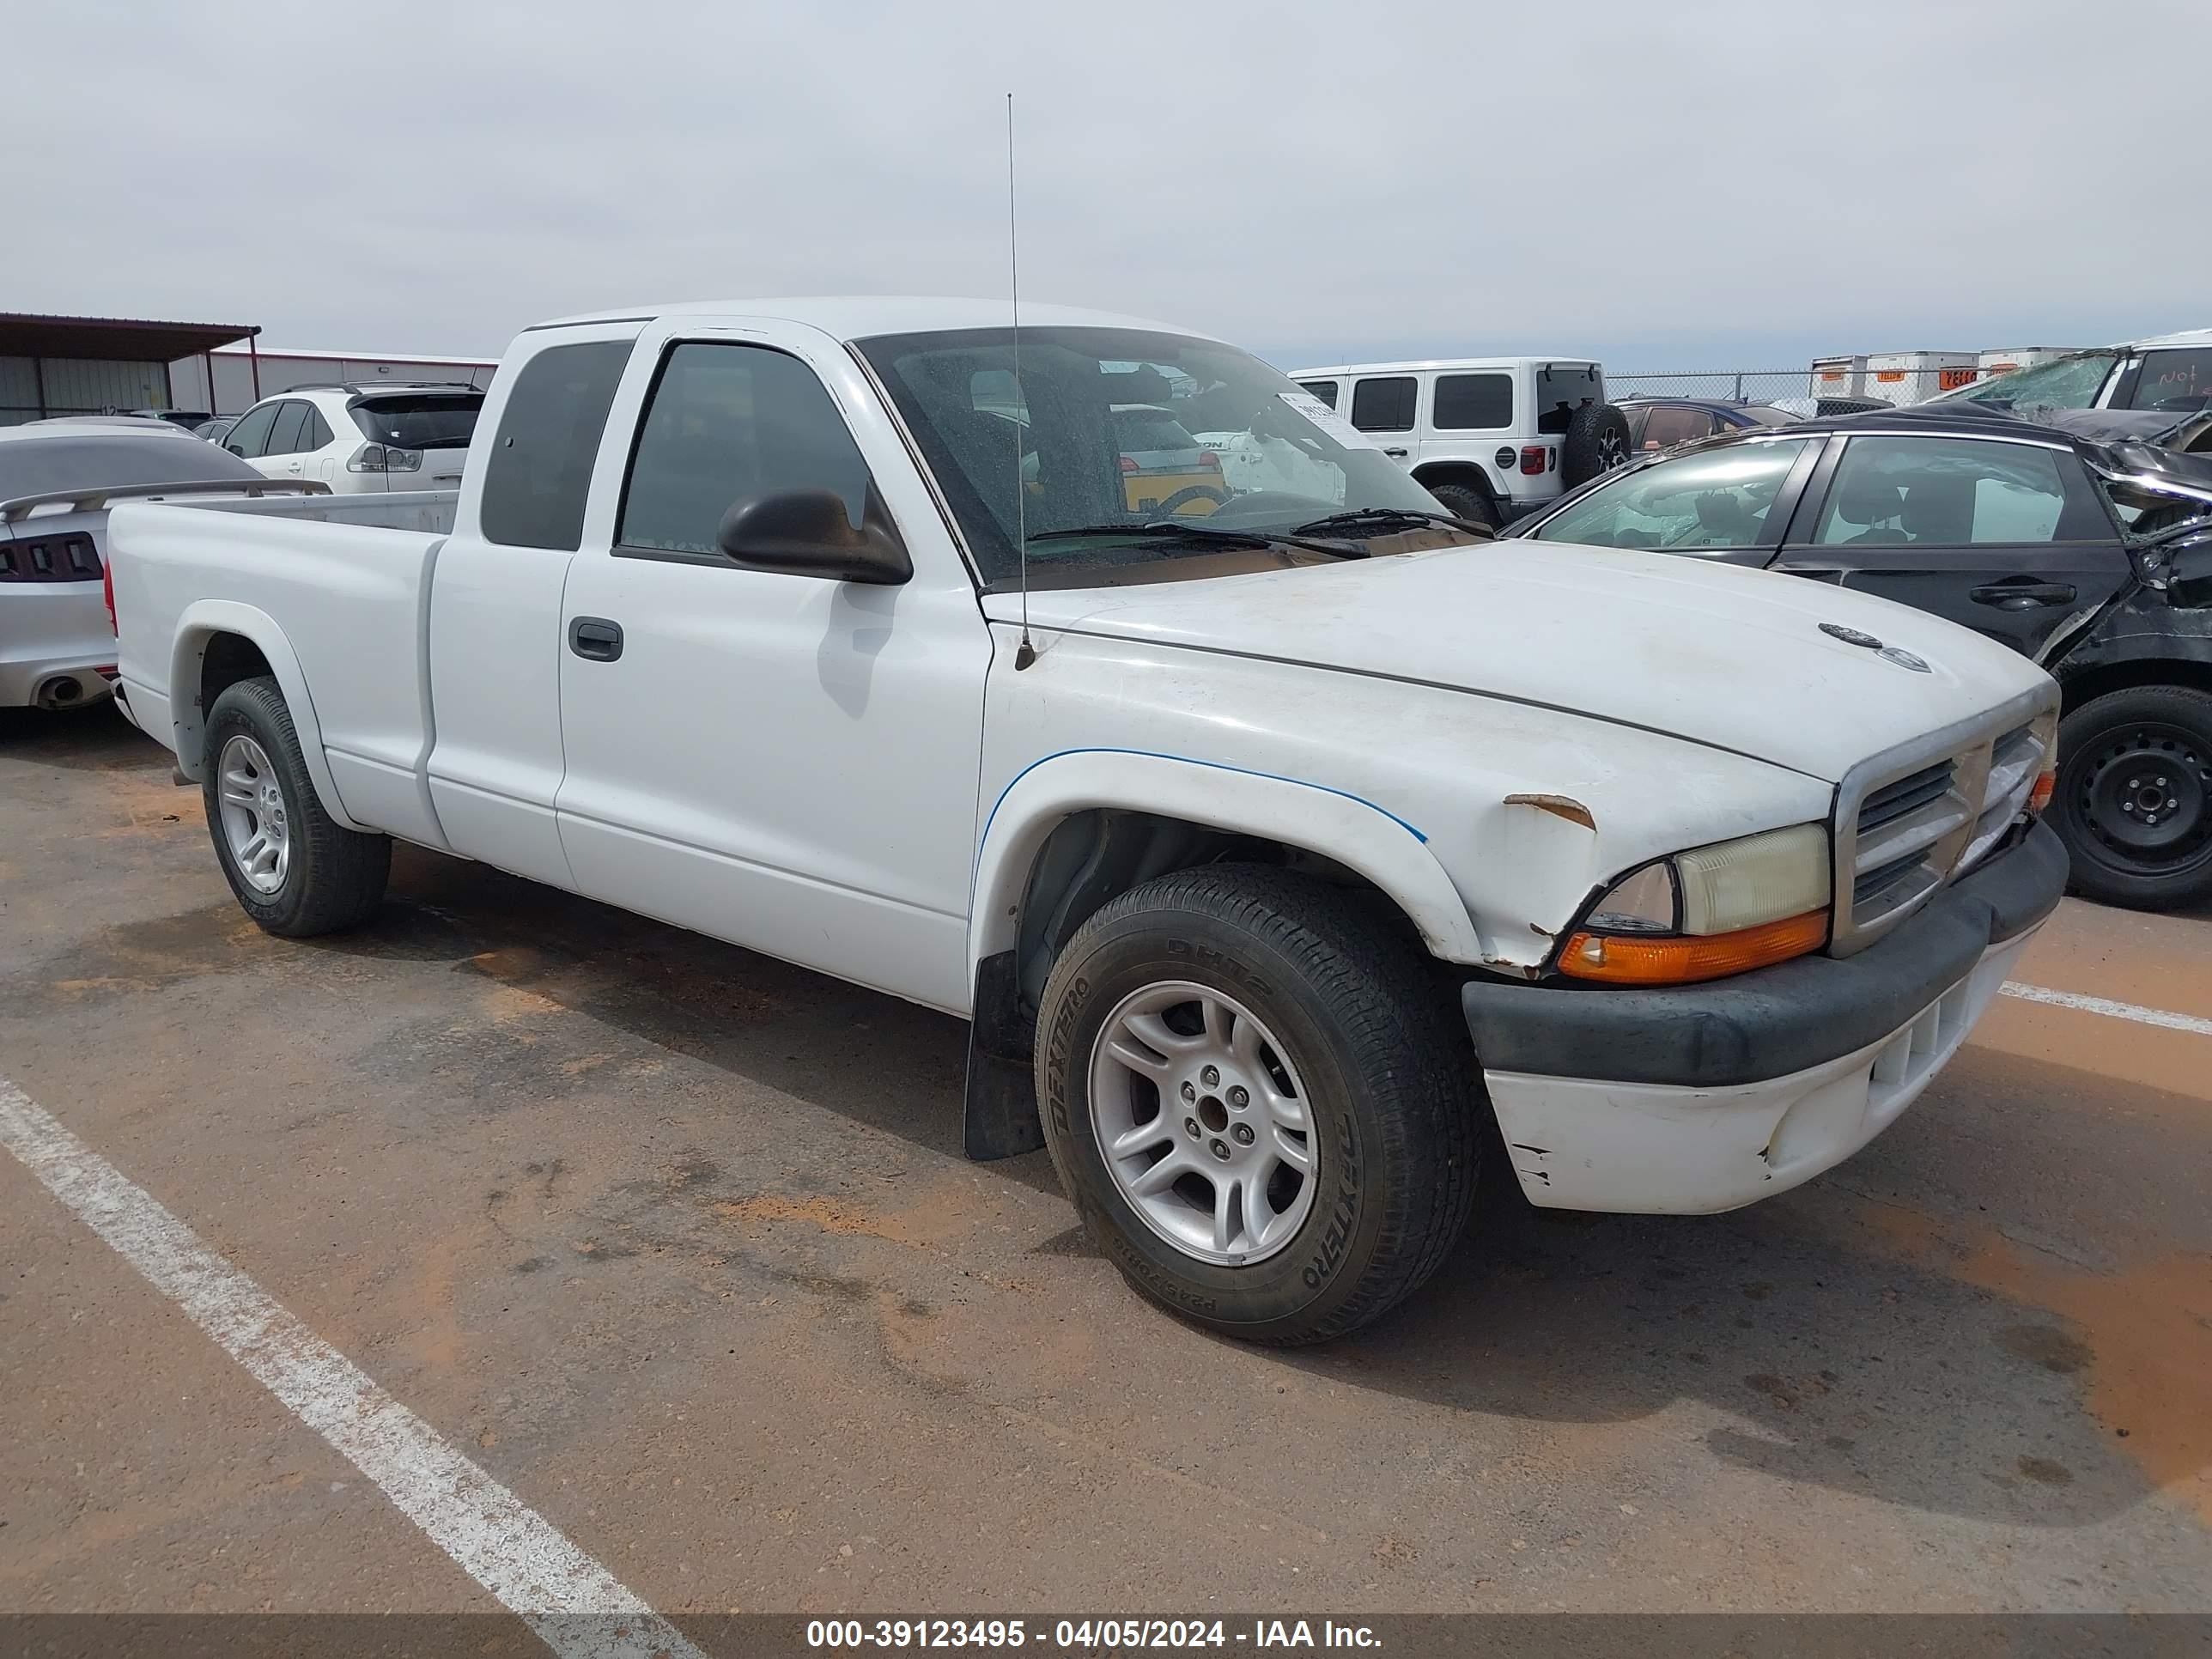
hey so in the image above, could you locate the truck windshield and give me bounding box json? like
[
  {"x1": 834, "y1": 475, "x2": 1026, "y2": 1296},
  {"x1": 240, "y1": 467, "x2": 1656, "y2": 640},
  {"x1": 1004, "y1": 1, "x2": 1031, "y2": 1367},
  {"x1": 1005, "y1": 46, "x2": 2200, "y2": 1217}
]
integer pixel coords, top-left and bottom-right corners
[
  {"x1": 856, "y1": 326, "x2": 1459, "y2": 586},
  {"x1": 349, "y1": 394, "x2": 483, "y2": 451}
]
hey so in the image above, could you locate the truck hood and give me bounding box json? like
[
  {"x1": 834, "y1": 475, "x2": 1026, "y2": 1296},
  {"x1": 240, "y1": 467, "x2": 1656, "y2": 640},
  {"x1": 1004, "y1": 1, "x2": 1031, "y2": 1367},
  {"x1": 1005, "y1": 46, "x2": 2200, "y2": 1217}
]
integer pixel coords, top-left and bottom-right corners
[{"x1": 984, "y1": 541, "x2": 2050, "y2": 783}]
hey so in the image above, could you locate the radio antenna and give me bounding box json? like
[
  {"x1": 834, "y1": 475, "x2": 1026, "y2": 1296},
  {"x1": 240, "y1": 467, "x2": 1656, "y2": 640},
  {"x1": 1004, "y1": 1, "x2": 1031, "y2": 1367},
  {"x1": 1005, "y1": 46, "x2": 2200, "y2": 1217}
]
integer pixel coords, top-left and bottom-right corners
[{"x1": 1006, "y1": 91, "x2": 1036, "y2": 671}]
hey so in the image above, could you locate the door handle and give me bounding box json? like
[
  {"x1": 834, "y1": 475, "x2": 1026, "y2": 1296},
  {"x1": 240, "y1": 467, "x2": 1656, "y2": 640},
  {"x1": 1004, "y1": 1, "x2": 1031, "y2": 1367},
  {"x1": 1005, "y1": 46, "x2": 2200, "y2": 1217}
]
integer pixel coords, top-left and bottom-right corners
[
  {"x1": 1970, "y1": 581, "x2": 2075, "y2": 610},
  {"x1": 568, "y1": 617, "x2": 623, "y2": 661},
  {"x1": 1382, "y1": 447, "x2": 1408, "y2": 459}
]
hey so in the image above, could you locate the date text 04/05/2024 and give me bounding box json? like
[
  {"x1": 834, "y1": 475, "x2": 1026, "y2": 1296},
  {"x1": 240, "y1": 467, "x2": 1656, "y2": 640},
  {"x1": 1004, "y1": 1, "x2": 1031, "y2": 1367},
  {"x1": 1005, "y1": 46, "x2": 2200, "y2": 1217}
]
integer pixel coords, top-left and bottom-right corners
[{"x1": 805, "y1": 1620, "x2": 1382, "y2": 1650}]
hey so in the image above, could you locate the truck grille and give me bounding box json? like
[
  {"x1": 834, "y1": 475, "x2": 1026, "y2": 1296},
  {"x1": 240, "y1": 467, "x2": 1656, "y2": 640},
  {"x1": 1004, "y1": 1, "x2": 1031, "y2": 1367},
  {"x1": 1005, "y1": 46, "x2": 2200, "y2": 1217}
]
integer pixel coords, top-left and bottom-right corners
[{"x1": 1830, "y1": 690, "x2": 2057, "y2": 957}]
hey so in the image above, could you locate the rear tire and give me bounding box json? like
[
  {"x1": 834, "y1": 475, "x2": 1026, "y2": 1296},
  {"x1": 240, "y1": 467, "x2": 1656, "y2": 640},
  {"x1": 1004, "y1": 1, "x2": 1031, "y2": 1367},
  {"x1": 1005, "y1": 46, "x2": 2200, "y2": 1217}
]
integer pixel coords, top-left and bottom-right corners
[
  {"x1": 1560, "y1": 403, "x2": 1632, "y2": 489},
  {"x1": 2052, "y1": 684, "x2": 2212, "y2": 911},
  {"x1": 1424, "y1": 482, "x2": 1500, "y2": 534},
  {"x1": 202, "y1": 676, "x2": 391, "y2": 937},
  {"x1": 1035, "y1": 865, "x2": 1480, "y2": 1345}
]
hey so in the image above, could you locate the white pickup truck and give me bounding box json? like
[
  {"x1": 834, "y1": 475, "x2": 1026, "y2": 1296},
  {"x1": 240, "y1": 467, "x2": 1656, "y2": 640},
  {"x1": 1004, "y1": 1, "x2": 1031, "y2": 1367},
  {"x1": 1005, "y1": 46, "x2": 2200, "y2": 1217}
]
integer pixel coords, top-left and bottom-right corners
[{"x1": 110, "y1": 298, "x2": 2068, "y2": 1343}]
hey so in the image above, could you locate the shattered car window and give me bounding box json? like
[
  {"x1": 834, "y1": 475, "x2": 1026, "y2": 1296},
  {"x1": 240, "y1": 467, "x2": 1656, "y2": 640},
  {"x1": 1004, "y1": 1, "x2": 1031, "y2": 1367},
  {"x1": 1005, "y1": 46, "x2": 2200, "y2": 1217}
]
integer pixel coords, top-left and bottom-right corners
[{"x1": 1942, "y1": 351, "x2": 2118, "y2": 411}]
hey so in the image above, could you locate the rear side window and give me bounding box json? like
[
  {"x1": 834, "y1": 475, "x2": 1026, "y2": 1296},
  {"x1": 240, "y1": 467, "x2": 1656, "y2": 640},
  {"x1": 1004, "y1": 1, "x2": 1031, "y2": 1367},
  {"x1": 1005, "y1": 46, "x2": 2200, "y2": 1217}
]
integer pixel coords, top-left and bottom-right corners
[
  {"x1": 479, "y1": 340, "x2": 633, "y2": 550},
  {"x1": 1297, "y1": 380, "x2": 1340, "y2": 409},
  {"x1": 1350, "y1": 376, "x2": 1417, "y2": 433},
  {"x1": 1431, "y1": 373, "x2": 1511, "y2": 430},
  {"x1": 1811, "y1": 435, "x2": 2111, "y2": 547},
  {"x1": 266, "y1": 402, "x2": 310, "y2": 456},
  {"x1": 302, "y1": 406, "x2": 333, "y2": 449},
  {"x1": 618, "y1": 341, "x2": 873, "y2": 558}
]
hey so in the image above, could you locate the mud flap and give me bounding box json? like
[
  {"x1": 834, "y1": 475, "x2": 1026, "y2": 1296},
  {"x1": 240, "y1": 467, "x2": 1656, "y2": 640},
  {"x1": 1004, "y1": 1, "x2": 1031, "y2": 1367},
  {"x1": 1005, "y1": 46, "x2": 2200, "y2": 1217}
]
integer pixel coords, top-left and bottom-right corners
[{"x1": 963, "y1": 950, "x2": 1045, "y2": 1160}]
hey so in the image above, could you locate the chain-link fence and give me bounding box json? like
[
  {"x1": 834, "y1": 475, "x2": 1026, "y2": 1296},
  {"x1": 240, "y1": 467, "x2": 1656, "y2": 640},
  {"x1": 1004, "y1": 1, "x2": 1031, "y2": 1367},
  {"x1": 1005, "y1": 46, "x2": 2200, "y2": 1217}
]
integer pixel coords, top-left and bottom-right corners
[{"x1": 1607, "y1": 366, "x2": 1982, "y2": 413}]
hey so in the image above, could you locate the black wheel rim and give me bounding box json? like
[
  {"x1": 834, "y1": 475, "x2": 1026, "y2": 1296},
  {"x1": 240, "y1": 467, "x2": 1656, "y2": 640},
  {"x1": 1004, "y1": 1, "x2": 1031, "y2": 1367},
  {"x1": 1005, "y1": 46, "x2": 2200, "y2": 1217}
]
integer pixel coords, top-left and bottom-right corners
[
  {"x1": 1597, "y1": 430, "x2": 1627, "y2": 470},
  {"x1": 2061, "y1": 720, "x2": 2212, "y2": 878}
]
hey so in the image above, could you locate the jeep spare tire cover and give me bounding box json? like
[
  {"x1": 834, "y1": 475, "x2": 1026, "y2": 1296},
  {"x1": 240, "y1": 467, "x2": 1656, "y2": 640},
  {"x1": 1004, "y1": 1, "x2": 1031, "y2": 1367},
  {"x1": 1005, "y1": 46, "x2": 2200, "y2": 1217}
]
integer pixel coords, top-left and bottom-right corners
[{"x1": 1561, "y1": 403, "x2": 1633, "y2": 489}]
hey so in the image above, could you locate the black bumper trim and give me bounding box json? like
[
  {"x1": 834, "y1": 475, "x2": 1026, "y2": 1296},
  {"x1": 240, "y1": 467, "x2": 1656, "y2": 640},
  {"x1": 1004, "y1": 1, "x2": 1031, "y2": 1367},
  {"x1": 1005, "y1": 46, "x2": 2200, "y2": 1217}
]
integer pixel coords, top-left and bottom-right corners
[{"x1": 1461, "y1": 817, "x2": 2067, "y2": 1089}]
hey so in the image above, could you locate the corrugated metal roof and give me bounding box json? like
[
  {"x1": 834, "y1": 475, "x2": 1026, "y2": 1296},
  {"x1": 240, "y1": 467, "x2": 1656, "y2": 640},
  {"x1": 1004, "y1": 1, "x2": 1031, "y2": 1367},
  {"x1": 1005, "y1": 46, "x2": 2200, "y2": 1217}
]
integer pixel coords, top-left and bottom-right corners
[{"x1": 0, "y1": 313, "x2": 259, "y2": 361}]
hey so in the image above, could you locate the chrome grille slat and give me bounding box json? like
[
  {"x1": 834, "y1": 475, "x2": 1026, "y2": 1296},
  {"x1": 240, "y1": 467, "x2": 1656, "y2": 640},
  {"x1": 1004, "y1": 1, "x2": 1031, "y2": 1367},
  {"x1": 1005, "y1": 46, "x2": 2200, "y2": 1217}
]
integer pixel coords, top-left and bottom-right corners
[
  {"x1": 1830, "y1": 687, "x2": 2060, "y2": 957},
  {"x1": 1853, "y1": 793, "x2": 1974, "y2": 873}
]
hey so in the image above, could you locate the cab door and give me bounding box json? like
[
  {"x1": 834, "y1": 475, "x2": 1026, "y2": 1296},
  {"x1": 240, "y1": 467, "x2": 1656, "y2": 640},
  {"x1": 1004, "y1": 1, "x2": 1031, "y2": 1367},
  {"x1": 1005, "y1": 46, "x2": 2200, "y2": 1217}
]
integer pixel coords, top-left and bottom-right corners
[
  {"x1": 551, "y1": 319, "x2": 990, "y2": 1013},
  {"x1": 1769, "y1": 432, "x2": 2135, "y2": 661}
]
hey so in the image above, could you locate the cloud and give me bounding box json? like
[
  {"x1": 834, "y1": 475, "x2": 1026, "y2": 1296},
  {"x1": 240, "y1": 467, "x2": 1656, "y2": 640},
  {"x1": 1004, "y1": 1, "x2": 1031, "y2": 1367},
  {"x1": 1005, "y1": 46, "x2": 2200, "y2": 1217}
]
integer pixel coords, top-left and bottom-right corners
[{"x1": 7, "y1": 0, "x2": 2204, "y2": 368}]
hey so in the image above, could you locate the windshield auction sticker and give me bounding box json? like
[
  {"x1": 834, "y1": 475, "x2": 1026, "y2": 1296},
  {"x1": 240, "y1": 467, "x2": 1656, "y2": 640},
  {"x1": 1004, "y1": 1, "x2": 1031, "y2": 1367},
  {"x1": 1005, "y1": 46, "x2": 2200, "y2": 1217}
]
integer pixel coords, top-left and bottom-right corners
[{"x1": 1277, "y1": 390, "x2": 1384, "y2": 452}]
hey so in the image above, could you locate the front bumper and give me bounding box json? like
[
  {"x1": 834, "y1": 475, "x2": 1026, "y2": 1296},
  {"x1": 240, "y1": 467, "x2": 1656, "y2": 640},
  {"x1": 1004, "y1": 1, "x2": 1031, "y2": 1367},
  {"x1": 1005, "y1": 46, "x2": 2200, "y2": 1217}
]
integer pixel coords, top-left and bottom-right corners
[{"x1": 1461, "y1": 818, "x2": 2066, "y2": 1213}]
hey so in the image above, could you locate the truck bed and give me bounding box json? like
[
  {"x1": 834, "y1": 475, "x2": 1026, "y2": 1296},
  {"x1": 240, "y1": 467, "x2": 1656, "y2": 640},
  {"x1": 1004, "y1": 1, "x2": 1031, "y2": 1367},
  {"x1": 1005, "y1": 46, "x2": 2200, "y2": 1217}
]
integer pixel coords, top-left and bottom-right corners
[{"x1": 110, "y1": 490, "x2": 461, "y2": 849}]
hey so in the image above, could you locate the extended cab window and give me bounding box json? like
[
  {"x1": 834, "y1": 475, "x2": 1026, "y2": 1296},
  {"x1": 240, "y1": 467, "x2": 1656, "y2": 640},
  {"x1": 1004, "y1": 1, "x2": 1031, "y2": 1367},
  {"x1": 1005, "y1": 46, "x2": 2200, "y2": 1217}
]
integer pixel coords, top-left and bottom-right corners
[
  {"x1": 479, "y1": 339, "x2": 632, "y2": 551},
  {"x1": 1349, "y1": 376, "x2": 1416, "y2": 433},
  {"x1": 1431, "y1": 374, "x2": 1511, "y2": 431},
  {"x1": 1296, "y1": 380, "x2": 1340, "y2": 409},
  {"x1": 618, "y1": 342, "x2": 873, "y2": 557},
  {"x1": 1811, "y1": 436, "x2": 2109, "y2": 547}
]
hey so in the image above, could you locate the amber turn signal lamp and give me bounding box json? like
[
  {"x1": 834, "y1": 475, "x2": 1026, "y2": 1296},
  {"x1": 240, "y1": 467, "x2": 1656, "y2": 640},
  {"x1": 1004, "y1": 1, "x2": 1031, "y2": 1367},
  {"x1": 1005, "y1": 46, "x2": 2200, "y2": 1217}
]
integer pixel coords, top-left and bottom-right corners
[
  {"x1": 1559, "y1": 909, "x2": 1829, "y2": 985},
  {"x1": 2028, "y1": 767, "x2": 2056, "y2": 816}
]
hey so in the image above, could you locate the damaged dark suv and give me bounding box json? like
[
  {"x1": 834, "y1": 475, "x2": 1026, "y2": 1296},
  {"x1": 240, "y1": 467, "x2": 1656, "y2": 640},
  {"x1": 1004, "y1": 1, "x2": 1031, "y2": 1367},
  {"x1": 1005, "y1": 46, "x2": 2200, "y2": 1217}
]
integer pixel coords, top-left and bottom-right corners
[{"x1": 1506, "y1": 410, "x2": 2212, "y2": 910}]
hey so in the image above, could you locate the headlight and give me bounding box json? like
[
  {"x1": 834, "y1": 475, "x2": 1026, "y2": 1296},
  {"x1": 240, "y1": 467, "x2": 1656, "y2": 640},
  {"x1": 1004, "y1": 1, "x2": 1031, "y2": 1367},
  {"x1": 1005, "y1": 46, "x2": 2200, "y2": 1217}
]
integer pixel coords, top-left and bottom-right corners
[{"x1": 1561, "y1": 823, "x2": 1831, "y2": 985}]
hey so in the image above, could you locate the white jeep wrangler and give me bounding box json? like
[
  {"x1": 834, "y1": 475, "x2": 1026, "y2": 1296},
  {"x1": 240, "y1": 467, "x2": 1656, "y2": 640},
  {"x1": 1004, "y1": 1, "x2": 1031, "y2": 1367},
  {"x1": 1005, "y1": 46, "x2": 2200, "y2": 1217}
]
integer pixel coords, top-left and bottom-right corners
[{"x1": 1286, "y1": 357, "x2": 1632, "y2": 530}]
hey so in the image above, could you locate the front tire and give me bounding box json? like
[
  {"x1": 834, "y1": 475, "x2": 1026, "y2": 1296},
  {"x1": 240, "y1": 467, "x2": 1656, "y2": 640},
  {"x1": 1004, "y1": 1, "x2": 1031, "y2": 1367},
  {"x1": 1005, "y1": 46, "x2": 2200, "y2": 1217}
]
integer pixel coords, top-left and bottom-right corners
[
  {"x1": 1036, "y1": 866, "x2": 1479, "y2": 1344},
  {"x1": 2052, "y1": 684, "x2": 2212, "y2": 910},
  {"x1": 202, "y1": 676, "x2": 391, "y2": 936}
]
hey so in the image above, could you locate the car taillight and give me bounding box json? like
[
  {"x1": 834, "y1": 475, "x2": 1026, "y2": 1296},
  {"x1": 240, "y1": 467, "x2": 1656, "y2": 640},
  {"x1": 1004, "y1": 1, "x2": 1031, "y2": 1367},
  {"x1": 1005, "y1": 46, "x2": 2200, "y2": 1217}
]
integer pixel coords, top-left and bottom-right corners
[
  {"x1": 1519, "y1": 446, "x2": 1545, "y2": 476},
  {"x1": 1119, "y1": 455, "x2": 1139, "y2": 473},
  {"x1": 349, "y1": 443, "x2": 424, "y2": 473},
  {"x1": 103, "y1": 557, "x2": 118, "y2": 635},
  {"x1": 1197, "y1": 450, "x2": 1219, "y2": 470}
]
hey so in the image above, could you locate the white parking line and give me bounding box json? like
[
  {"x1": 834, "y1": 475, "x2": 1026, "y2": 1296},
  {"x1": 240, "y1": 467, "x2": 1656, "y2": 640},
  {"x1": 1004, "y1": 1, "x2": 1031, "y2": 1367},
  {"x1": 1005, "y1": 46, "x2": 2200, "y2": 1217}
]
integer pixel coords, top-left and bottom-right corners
[
  {"x1": 0, "y1": 1078, "x2": 706, "y2": 1659},
  {"x1": 2000, "y1": 981, "x2": 2212, "y2": 1036}
]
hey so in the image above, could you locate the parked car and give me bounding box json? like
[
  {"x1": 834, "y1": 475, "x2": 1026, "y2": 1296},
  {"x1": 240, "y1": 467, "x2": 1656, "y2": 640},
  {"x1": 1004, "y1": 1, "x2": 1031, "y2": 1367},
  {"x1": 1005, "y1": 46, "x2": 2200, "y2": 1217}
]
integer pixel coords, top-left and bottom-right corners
[
  {"x1": 1283, "y1": 357, "x2": 1632, "y2": 530},
  {"x1": 192, "y1": 414, "x2": 243, "y2": 446},
  {"x1": 1923, "y1": 329, "x2": 2212, "y2": 451},
  {"x1": 221, "y1": 383, "x2": 483, "y2": 493},
  {"x1": 111, "y1": 297, "x2": 2063, "y2": 1344},
  {"x1": 1504, "y1": 410, "x2": 2212, "y2": 908},
  {"x1": 125, "y1": 408, "x2": 216, "y2": 431},
  {"x1": 0, "y1": 423, "x2": 316, "y2": 710},
  {"x1": 1620, "y1": 397, "x2": 1799, "y2": 453}
]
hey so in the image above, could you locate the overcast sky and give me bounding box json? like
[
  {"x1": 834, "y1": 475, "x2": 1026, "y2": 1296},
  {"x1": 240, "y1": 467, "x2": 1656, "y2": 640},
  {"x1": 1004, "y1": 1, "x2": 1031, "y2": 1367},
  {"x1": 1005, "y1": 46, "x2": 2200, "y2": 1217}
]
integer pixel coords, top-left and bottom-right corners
[{"x1": 10, "y1": 0, "x2": 2206, "y2": 372}]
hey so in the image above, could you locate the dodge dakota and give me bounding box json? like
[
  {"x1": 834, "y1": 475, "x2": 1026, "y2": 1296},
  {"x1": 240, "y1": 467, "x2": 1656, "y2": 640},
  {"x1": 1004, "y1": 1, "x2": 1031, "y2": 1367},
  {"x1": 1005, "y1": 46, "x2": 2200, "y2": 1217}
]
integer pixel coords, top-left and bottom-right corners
[{"x1": 109, "y1": 298, "x2": 2067, "y2": 1342}]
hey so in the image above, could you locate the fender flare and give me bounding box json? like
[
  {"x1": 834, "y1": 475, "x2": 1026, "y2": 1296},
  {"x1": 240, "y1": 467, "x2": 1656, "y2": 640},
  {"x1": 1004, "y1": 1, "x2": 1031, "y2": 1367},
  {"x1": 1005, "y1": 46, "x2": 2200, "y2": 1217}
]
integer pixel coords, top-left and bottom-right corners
[
  {"x1": 967, "y1": 748, "x2": 1487, "y2": 982},
  {"x1": 169, "y1": 599, "x2": 369, "y2": 833}
]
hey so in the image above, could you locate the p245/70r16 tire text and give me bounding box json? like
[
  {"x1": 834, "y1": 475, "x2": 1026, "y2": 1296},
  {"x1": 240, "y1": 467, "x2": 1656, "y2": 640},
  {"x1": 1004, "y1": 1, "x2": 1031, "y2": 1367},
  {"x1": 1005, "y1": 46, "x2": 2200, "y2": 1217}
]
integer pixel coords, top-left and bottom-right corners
[
  {"x1": 1035, "y1": 865, "x2": 1480, "y2": 1345},
  {"x1": 201, "y1": 675, "x2": 392, "y2": 937}
]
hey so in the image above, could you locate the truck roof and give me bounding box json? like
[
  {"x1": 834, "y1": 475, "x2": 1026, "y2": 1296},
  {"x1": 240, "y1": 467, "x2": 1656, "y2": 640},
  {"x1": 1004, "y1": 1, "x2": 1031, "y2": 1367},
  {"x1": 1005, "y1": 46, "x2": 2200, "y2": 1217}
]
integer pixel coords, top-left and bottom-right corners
[
  {"x1": 1286, "y1": 357, "x2": 1599, "y2": 376},
  {"x1": 525, "y1": 296, "x2": 1214, "y2": 343}
]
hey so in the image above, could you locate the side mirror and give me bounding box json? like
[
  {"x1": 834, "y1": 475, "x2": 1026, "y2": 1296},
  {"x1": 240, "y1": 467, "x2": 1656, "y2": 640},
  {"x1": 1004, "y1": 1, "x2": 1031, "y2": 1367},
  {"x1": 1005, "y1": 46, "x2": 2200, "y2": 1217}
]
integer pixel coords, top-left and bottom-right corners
[
  {"x1": 2166, "y1": 534, "x2": 2212, "y2": 610},
  {"x1": 714, "y1": 486, "x2": 912, "y2": 586}
]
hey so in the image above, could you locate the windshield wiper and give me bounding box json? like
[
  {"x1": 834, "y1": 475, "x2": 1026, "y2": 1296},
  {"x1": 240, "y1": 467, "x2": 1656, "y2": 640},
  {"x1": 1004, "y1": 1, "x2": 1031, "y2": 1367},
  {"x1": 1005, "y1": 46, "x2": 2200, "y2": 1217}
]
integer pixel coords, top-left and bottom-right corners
[
  {"x1": 1024, "y1": 521, "x2": 1362, "y2": 558},
  {"x1": 1294, "y1": 506, "x2": 1496, "y2": 540}
]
